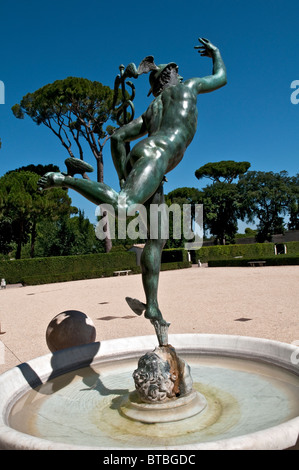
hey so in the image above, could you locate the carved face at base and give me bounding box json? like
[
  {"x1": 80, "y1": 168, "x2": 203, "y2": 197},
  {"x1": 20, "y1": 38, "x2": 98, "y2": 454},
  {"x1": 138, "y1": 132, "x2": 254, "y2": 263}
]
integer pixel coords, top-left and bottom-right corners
[{"x1": 133, "y1": 351, "x2": 177, "y2": 403}]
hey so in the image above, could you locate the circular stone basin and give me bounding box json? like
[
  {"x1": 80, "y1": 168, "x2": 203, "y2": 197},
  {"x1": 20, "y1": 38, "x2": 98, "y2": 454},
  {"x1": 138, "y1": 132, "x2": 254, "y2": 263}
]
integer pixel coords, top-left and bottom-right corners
[{"x1": 0, "y1": 334, "x2": 298, "y2": 450}]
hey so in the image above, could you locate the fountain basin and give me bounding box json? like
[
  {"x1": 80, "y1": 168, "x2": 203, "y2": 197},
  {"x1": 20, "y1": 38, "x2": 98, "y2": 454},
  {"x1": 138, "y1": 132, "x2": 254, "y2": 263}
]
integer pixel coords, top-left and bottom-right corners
[{"x1": 0, "y1": 334, "x2": 298, "y2": 450}]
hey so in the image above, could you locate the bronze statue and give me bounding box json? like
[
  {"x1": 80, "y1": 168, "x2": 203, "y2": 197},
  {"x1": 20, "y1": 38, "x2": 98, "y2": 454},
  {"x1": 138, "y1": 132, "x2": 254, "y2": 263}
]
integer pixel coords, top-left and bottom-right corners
[{"x1": 38, "y1": 38, "x2": 227, "y2": 347}]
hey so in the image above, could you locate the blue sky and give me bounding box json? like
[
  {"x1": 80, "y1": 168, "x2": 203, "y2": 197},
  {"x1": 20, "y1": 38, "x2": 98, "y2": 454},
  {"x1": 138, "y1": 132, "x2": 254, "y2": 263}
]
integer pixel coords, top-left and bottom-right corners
[{"x1": 0, "y1": 0, "x2": 298, "y2": 230}]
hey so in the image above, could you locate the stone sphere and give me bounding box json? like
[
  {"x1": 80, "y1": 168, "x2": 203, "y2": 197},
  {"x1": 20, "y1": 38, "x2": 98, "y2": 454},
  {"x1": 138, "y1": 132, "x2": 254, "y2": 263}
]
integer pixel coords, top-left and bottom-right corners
[{"x1": 46, "y1": 310, "x2": 96, "y2": 352}]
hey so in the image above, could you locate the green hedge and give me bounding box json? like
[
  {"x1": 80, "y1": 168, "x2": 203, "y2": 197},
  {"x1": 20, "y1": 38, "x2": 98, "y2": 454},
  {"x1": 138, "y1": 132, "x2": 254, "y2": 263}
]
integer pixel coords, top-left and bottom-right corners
[
  {"x1": 161, "y1": 248, "x2": 184, "y2": 263},
  {"x1": 208, "y1": 254, "x2": 299, "y2": 267},
  {"x1": 0, "y1": 252, "x2": 138, "y2": 285},
  {"x1": 195, "y1": 241, "x2": 299, "y2": 263},
  {"x1": 284, "y1": 241, "x2": 299, "y2": 255},
  {"x1": 0, "y1": 248, "x2": 191, "y2": 285},
  {"x1": 161, "y1": 248, "x2": 190, "y2": 271},
  {"x1": 161, "y1": 261, "x2": 191, "y2": 271}
]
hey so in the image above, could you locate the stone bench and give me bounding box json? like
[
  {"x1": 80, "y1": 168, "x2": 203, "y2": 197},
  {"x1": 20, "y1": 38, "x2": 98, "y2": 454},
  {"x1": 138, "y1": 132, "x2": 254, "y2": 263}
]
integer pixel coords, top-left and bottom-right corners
[
  {"x1": 113, "y1": 270, "x2": 132, "y2": 276},
  {"x1": 247, "y1": 261, "x2": 266, "y2": 267}
]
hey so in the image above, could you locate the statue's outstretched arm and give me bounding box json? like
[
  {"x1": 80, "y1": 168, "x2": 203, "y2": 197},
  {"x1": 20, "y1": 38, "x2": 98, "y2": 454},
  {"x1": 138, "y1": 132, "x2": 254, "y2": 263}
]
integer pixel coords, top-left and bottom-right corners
[{"x1": 187, "y1": 37, "x2": 227, "y2": 94}]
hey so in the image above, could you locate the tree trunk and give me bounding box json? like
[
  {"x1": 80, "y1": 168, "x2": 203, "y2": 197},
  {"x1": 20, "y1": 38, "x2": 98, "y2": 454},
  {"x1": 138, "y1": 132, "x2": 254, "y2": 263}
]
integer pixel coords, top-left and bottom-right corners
[
  {"x1": 15, "y1": 219, "x2": 24, "y2": 259},
  {"x1": 15, "y1": 240, "x2": 22, "y2": 259},
  {"x1": 30, "y1": 220, "x2": 37, "y2": 258},
  {"x1": 96, "y1": 155, "x2": 112, "y2": 253}
]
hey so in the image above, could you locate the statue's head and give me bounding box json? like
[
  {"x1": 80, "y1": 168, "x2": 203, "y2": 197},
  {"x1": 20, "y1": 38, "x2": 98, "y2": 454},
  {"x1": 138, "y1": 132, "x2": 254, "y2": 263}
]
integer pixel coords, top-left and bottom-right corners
[
  {"x1": 137, "y1": 56, "x2": 182, "y2": 98},
  {"x1": 147, "y1": 63, "x2": 182, "y2": 97}
]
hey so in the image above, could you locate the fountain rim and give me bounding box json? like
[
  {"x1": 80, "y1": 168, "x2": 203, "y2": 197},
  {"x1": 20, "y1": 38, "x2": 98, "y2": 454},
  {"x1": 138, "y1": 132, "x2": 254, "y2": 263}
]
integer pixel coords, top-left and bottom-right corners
[{"x1": 0, "y1": 333, "x2": 298, "y2": 450}]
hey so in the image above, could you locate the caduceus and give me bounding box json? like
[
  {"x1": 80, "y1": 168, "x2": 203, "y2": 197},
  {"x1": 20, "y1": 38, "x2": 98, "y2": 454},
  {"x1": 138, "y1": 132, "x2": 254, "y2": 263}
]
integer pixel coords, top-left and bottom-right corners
[
  {"x1": 113, "y1": 63, "x2": 137, "y2": 128},
  {"x1": 112, "y1": 56, "x2": 159, "y2": 148}
]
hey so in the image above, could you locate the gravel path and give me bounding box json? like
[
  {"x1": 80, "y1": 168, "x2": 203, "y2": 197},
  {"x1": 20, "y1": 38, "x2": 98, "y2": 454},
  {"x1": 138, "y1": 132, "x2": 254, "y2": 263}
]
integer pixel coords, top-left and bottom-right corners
[{"x1": 0, "y1": 265, "x2": 298, "y2": 374}]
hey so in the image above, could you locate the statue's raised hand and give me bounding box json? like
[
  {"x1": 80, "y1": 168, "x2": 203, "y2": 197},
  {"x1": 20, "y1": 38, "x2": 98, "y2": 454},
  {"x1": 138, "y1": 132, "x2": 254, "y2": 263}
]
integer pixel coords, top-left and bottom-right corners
[
  {"x1": 195, "y1": 37, "x2": 218, "y2": 57},
  {"x1": 37, "y1": 172, "x2": 66, "y2": 191}
]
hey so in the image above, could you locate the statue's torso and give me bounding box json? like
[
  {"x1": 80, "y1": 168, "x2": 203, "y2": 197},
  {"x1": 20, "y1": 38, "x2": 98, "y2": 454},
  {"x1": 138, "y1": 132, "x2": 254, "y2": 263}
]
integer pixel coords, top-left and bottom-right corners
[
  {"x1": 142, "y1": 83, "x2": 198, "y2": 172},
  {"x1": 143, "y1": 83, "x2": 198, "y2": 140}
]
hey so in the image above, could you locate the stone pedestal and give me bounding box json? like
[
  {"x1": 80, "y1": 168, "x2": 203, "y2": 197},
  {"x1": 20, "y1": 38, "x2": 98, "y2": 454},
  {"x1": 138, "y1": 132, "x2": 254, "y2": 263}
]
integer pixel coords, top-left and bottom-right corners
[{"x1": 120, "y1": 389, "x2": 207, "y2": 423}]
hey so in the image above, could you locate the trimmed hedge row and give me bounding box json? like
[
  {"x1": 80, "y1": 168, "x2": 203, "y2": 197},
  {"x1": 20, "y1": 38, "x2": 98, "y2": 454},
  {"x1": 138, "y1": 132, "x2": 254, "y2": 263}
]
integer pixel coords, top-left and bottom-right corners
[
  {"x1": 195, "y1": 241, "x2": 299, "y2": 263},
  {"x1": 161, "y1": 260, "x2": 191, "y2": 271},
  {"x1": 161, "y1": 249, "x2": 190, "y2": 271},
  {"x1": 0, "y1": 248, "x2": 191, "y2": 286},
  {"x1": 284, "y1": 241, "x2": 299, "y2": 255},
  {"x1": 0, "y1": 252, "x2": 138, "y2": 285},
  {"x1": 208, "y1": 254, "x2": 299, "y2": 267},
  {"x1": 161, "y1": 248, "x2": 184, "y2": 263}
]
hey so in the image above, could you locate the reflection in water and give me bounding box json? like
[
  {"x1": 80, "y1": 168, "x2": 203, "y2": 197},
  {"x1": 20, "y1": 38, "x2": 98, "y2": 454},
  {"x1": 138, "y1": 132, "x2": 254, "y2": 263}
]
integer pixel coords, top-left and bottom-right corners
[
  {"x1": 10, "y1": 355, "x2": 299, "y2": 449},
  {"x1": 17, "y1": 342, "x2": 128, "y2": 397}
]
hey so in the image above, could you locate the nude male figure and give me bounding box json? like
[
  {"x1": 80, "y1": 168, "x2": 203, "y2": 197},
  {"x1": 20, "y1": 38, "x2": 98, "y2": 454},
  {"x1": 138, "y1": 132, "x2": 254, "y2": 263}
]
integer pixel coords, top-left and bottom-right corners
[{"x1": 38, "y1": 38, "x2": 227, "y2": 344}]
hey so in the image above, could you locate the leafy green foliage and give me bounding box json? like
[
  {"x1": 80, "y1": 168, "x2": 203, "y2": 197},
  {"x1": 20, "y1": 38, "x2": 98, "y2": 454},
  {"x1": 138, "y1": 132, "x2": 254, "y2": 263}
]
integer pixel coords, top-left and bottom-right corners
[
  {"x1": 287, "y1": 174, "x2": 299, "y2": 230},
  {"x1": 12, "y1": 77, "x2": 118, "y2": 253},
  {"x1": 0, "y1": 215, "x2": 14, "y2": 255},
  {"x1": 12, "y1": 77, "x2": 116, "y2": 176},
  {"x1": 192, "y1": 161, "x2": 252, "y2": 244},
  {"x1": 195, "y1": 160, "x2": 251, "y2": 183},
  {"x1": 199, "y1": 182, "x2": 241, "y2": 244},
  {"x1": 6, "y1": 163, "x2": 59, "y2": 176},
  {"x1": 35, "y1": 211, "x2": 105, "y2": 257},
  {"x1": 165, "y1": 187, "x2": 202, "y2": 248},
  {"x1": 0, "y1": 169, "x2": 75, "y2": 259},
  {"x1": 193, "y1": 161, "x2": 297, "y2": 244},
  {"x1": 12, "y1": 77, "x2": 114, "y2": 135},
  {"x1": 237, "y1": 171, "x2": 292, "y2": 242}
]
